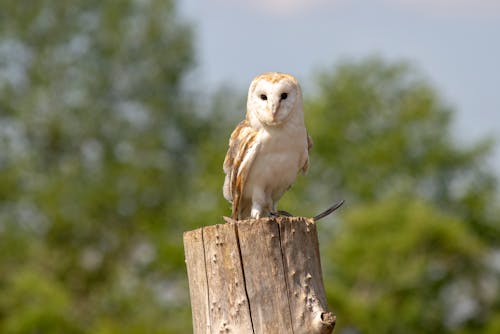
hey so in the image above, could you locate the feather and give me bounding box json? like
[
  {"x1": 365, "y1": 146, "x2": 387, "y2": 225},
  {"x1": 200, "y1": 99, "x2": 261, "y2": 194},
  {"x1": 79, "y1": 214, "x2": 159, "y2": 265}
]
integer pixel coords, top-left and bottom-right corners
[
  {"x1": 223, "y1": 119, "x2": 260, "y2": 219},
  {"x1": 301, "y1": 133, "x2": 313, "y2": 173}
]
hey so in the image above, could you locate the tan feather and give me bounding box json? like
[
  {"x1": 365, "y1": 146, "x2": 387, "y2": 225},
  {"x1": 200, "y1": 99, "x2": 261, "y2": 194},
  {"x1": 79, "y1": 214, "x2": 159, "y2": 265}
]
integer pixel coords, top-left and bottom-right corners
[
  {"x1": 223, "y1": 119, "x2": 259, "y2": 219},
  {"x1": 301, "y1": 133, "x2": 313, "y2": 173}
]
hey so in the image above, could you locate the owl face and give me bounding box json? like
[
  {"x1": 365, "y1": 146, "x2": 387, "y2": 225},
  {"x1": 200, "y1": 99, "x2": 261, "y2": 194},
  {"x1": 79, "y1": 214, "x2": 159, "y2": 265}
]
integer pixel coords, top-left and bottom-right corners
[{"x1": 247, "y1": 72, "x2": 302, "y2": 126}]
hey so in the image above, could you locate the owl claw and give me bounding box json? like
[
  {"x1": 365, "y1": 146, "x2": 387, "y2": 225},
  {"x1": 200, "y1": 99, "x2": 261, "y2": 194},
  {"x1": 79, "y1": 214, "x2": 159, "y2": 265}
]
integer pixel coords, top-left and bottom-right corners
[{"x1": 250, "y1": 208, "x2": 261, "y2": 219}]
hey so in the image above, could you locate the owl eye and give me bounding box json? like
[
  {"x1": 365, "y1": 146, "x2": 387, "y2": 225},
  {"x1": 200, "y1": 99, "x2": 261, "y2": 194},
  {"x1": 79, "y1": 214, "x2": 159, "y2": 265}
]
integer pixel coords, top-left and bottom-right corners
[
  {"x1": 281, "y1": 93, "x2": 288, "y2": 100},
  {"x1": 260, "y1": 94, "x2": 267, "y2": 101}
]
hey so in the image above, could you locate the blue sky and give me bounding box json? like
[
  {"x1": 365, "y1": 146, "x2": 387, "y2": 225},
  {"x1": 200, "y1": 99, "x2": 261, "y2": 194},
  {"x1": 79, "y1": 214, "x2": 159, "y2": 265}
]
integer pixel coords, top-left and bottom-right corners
[{"x1": 179, "y1": 0, "x2": 500, "y2": 169}]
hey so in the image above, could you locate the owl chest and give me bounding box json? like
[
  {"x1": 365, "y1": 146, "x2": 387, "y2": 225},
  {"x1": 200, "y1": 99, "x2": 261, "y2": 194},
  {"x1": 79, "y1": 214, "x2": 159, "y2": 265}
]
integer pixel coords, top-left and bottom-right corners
[{"x1": 246, "y1": 128, "x2": 307, "y2": 198}]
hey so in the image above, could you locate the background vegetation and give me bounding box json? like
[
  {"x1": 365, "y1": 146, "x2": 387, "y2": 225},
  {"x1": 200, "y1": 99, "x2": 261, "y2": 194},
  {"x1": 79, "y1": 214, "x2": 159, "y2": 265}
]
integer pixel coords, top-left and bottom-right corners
[{"x1": 0, "y1": 1, "x2": 498, "y2": 333}]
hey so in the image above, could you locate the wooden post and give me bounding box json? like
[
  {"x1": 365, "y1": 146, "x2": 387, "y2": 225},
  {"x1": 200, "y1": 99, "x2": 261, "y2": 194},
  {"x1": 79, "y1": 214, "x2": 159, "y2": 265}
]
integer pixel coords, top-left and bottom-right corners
[{"x1": 183, "y1": 216, "x2": 335, "y2": 334}]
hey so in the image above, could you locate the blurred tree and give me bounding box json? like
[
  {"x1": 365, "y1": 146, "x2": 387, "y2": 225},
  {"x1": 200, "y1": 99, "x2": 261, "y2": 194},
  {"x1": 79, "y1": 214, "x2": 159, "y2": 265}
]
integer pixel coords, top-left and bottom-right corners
[
  {"x1": 300, "y1": 58, "x2": 500, "y2": 334},
  {"x1": 304, "y1": 58, "x2": 498, "y2": 242},
  {"x1": 325, "y1": 196, "x2": 492, "y2": 334},
  {"x1": 0, "y1": 0, "x2": 201, "y2": 332}
]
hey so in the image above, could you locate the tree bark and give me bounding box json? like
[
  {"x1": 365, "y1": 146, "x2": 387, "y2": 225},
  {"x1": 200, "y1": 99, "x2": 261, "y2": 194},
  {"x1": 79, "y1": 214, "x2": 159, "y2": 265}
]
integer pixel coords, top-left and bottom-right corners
[{"x1": 183, "y1": 216, "x2": 335, "y2": 334}]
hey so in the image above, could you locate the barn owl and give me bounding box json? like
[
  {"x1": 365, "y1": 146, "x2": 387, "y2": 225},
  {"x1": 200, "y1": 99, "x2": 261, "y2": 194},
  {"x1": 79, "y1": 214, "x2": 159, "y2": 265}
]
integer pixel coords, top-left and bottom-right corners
[{"x1": 223, "y1": 72, "x2": 312, "y2": 220}]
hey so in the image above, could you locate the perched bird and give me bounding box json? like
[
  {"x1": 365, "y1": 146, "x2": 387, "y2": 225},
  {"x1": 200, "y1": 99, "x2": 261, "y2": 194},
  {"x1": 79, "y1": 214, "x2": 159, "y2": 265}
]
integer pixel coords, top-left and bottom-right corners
[{"x1": 223, "y1": 72, "x2": 312, "y2": 220}]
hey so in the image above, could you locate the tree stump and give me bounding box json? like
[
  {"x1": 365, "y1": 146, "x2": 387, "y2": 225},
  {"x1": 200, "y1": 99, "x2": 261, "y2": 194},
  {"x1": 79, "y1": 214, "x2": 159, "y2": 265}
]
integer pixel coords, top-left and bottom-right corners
[{"x1": 183, "y1": 216, "x2": 335, "y2": 334}]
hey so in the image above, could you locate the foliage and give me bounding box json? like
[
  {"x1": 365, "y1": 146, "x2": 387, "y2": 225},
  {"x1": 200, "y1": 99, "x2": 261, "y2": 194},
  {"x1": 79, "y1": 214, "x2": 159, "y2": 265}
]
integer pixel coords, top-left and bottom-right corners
[
  {"x1": 0, "y1": 1, "x2": 498, "y2": 333},
  {"x1": 0, "y1": 0, "x2": 197, "y2": 332},
  {"x1": 301, "y1": 58, "x2": 499, "y2": 333},
  {"x1": 326, "y1": 197, "x2": 487, "y2": 333}
]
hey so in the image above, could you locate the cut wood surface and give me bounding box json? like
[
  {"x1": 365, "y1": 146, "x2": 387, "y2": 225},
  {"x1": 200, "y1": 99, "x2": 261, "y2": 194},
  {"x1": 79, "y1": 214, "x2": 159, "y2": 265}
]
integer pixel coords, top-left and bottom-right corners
[{"x1": 183, "y1": 216, "x2": 335, "y2": 334}]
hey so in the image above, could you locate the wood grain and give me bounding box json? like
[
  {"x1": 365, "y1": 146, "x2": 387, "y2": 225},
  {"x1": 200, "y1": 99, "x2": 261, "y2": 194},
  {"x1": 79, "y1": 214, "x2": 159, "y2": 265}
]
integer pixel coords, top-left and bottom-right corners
[
  {"x1": 183, "y1": 228, "x2": 211, "y2": 334},
  {"x1": 183, "y1": 217, "x2": 335, "y2": 334},
  {"x1": 278, "y1": 217, "x2": 335, "y2": 334},
  {"x1": 237, "y1": 218, "x2": 294, "y2": 333},
  {"x1": 203, "y1": 223, "x2": 254, "y2": 333}
]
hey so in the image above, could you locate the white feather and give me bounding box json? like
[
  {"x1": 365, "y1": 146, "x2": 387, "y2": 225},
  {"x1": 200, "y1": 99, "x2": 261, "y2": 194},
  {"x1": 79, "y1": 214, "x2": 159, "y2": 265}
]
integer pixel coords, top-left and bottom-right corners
[{"x1": 223, "y1": 72, "x2": 310, "y2": 219}]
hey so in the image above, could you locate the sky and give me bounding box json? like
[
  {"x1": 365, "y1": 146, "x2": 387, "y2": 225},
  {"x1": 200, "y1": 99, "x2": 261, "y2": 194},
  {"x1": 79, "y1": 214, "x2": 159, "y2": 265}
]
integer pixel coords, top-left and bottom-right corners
[{"x1": 178, "y1": 0, "x2": 500, "y2": 170}]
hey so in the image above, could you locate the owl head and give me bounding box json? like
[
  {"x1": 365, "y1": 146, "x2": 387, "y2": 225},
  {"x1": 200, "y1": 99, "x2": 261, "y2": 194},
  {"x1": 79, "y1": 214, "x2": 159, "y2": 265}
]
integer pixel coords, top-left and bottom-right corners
[{"x1": 246, "y1": 72, "x2": 303, "y2": 127}]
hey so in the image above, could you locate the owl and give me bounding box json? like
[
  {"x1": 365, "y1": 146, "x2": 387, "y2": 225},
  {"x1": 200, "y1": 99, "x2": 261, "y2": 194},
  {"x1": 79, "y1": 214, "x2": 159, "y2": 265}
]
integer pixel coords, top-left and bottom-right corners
[{"x1": 223, "y1": 72, "x2": 312, "y2": 220}]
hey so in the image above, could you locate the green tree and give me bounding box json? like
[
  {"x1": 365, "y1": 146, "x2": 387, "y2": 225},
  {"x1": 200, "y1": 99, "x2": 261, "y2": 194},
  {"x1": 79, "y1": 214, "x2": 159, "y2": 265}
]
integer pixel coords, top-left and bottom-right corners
[
  {"x1": 326, "y1": 197, "x2": 490, "y2": 334},
  {"x1": 0, "y1": 1, "x2": 200, "y2": 332},
  {"x1": 301, "y1": 58, "x2": 499, "y2": 333}
]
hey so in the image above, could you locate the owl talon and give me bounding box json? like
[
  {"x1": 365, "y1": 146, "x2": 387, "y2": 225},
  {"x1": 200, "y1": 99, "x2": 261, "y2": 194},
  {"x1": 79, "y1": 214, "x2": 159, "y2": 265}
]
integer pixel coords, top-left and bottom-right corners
[{"x1": 250, "y1": 208, "x2": 261, "y2": 219}]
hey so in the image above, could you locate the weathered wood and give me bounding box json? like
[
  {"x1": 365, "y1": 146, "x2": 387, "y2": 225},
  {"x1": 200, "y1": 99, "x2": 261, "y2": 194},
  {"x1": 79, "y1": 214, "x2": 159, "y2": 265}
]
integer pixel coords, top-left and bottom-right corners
[
  {"x1": 203, "y1": 223, "x2": 254, "y2": 333},
  {"x1": 279, "y1": 217, "x2": 335, "y2": 334},
  {"x1": 183, "y1": 217, "x2": 335, "y2": 334},
  {"x1": 184, "y1": 228, "x2": 211, "y2": 334},
  {"x1": 237, "y1": 218, "x2": 294, "y2": 333}
]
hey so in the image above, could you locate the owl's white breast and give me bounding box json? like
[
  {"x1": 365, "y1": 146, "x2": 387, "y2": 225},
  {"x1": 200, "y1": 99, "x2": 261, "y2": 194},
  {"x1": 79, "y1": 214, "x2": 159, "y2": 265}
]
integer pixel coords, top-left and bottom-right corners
[{"x1": 244, "y1": 116, "x2": 308, "y2": 203}]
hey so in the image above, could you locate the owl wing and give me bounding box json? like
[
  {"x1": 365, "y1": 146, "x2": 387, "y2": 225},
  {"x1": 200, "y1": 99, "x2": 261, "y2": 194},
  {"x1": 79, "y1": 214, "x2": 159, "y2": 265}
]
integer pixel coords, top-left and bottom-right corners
[
  {"x1": 223, "y1": 119, "x2": 260, "y2": 219},
  {"x1": 301, "y1": 132, "x2": 313, "y2": 173}
]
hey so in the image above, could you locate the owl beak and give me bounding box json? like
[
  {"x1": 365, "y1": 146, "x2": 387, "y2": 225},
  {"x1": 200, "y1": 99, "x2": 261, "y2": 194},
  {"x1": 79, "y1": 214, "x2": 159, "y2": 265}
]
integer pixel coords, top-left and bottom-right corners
[{"x1": 271, "y1": 102, "x2": 281, "y2": 120}]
